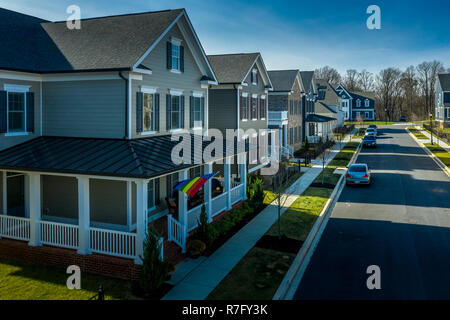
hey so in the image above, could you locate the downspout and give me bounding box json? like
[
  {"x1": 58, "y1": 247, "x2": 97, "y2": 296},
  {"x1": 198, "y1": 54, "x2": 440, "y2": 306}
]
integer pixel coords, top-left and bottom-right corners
[{"x1": 119, "y1": 72, "x2": 128, "y2": 139}]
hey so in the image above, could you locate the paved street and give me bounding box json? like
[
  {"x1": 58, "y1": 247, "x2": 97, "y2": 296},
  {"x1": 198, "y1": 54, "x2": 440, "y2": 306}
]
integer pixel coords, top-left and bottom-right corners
[{"x1": 294, "y1": 125, "x2": 450, "y2": 299}]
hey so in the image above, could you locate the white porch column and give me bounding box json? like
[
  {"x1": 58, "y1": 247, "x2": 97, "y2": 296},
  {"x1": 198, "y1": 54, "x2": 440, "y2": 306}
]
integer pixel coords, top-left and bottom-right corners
[
  {"x1": 2, "y1": 171, "x2": 6, "y2": 215},
  {"x1": 224, "y1": 156, "x2": 232, "y2": 210},
  {"x1": 28, "y1": 173, "x2": 41, "y2": 246},
  {"x1": 239, "y1": 153, "x2": 247, "y2": 201},
  {"x1": 135, "y1": 180, "x2": 148, "y2": 264},
  {"x1": 178, "y1": 170, "x2": 188, "y2": 253},
  {"x1": 283, "y1": 125, "x2": 288, "y2": 148},
  {"x1": 126, "y1": 181, "x2": 132, "y2": 231},
  {"x1": 77, "y1": 176, "x2": 90, "y2": 254},
  {"x1": 204, "y1": 163, "x2": 213, "y2": 222},
  {"x1": 270, "y1": 130, "x2": 276, "y2": 161}
]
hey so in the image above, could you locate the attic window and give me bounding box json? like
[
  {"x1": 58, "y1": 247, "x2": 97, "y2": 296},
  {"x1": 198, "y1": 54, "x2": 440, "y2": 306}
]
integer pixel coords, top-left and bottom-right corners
[
  {"x1": 167, "y1": 38, "x2": 184, "y2": 73},
  {"x1": 251, "y1": 69, "x2": 258, "y2": 85}
]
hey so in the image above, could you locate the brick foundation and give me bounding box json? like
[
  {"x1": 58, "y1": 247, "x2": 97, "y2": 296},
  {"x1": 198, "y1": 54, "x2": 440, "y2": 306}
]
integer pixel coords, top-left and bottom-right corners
[{"x1": 0, "y1": 238, "x2": 141, "y2": 281}]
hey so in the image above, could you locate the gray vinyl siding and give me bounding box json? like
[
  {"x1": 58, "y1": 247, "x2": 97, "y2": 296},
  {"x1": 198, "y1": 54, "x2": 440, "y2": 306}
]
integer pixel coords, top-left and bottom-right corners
[
  {"x1": 268, "y1": 94, "x2": 288, "y2": 112},
  {"x1": 288, "y1": 79, "x2": 303, "y2": 152},
  {"x1": 131, "y1": 24, "x2": 206, "y2": 138},
  {"x1": 43, "y1": 80, "x2": 126, "y2": 138},
  {"x1": 208, "y1": 88, "x2": 237, "y2": 133},
  {"x1": 41, "y1": 175, "x2": 78, "y2": 220},
  {"x1": 0, "y1": 78, "x2": 41, "y2": 151}
]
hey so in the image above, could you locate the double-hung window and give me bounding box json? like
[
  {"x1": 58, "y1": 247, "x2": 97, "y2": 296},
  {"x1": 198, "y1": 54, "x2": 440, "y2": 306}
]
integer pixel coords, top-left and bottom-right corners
[
  {"x1": 172, "y1": 43, "x2": 181, "y2": 71},
  {"x1": 171, "y1": 95, "x2": 181, "y2": 129},
  {"x1": 143, "y1": 93, "x2": 154, "y2": 132},
  {"x1": 241, "y1": 94, "x2": 248, "y2": 120},
  {"x1": 8, "y1": 92, "x2": 26, "y2": 133},
  {"x1": 356, "y1": 99, "x2": 361, "y2": 107},
  {"x1": 192, "y1": 97, "x2": 202, "y2": 127},
  {"x1": 365, "y1": 99, "x2": 370, "y2": 107}
]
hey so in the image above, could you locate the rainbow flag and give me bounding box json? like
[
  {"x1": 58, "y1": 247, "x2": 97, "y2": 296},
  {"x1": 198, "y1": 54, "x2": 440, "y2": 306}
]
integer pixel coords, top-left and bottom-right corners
[{"x1": 173, "y1": 172, "x2": 218, "y2": 198}]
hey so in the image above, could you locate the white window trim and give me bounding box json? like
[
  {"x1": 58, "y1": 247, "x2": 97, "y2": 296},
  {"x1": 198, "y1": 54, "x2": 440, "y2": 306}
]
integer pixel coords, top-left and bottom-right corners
[
  {"x1": 192, "y1": 91, "x2": 204, "y2": 98},
  {"x1": 242, "y1": 92, "x2": 248, "y2": 97},
  {"x1": 170, "y1": 38, "x2": 182, "y2": 73},
  {"x1": 170, "y1": 89, "x2": 184, "y2": 96},
  {"x1": 5, "y1": 84, "x2": 30, "y2": 135},
  {"x1": 170, "y1": 69, "x2": 182, "y2": 74},
  {"x1": 141, "y1": 91, "x2": 157, "y2": 134},
  {"x1": 252, "y1": 69, "x2": 258, "y2": 85},
  {"x1": 140, "y1": 86, "x2": 157, "y2": 94}
]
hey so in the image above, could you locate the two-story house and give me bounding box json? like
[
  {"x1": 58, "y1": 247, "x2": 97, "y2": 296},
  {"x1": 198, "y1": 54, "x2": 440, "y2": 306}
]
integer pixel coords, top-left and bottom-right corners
[
  {"x1": 314, "y1": 78, "x2": 343, "y2": 129},
  {"x1": 207, "y1": 53, "x2": 274, "y2": 174},
  {"x1": 0, "y1": 8, "x2": 248, "y2": 275},
  {"x1": 435, "y1": 73, "x2": 450, "y2": 128},
  {"x1": 267, "y1": 70, "x2": 304, "y2": 158},
  {"x1": 335, "y1": 84, "x2": 375, "y2": 121}
]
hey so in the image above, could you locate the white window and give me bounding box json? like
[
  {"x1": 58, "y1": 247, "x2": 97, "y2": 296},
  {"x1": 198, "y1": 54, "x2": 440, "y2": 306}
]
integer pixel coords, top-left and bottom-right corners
[
  {"x1": 171, "y1": 95, "x2": 181, "y2": 129},
  {"x1": 7, "y1": 92, "x2": 26, "y2": 133},
  {"x1": 251, "y1": 69, "x2": 258, "y2": 85},
  {"x1": 171, "y1": 43, "x2": 181, "y2": 71},
  {"x1": 192, "y1": 97, "x2": 202, "y2": 126},
  {"x1": 143, "y1": 93, "x2": 154, "y2": 132},
  {"x1": 365, "y1": 99, "x2": 370, "y2": 107},
  {"x1": 356, "y1": 99, "x2": 361, "y2": 107}
]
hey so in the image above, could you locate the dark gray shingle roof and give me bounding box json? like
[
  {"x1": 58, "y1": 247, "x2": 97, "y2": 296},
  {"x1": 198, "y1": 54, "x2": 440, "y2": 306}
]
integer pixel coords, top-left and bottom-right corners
[
  {"x1": 267, "y1": 70, "x2": 299, "y2": 92},
  {"x1": 0, "y1": 8, "x2": 184, "y2": 73},
  {"x1": 0, "y1": 135, "x2": 244, "y2": 179},
  {"x1": 315, "y1": 78, "x2": 340, "y2": 106},
  {"x1": 438, "y1": 73, "x2": 450, "y2": 91},
  {"x1": 299, "y1": 71, "x2": 314, "y2": 93},
  {"x1": 207, "y1": 53, "x2": 259, "y2": 84}
]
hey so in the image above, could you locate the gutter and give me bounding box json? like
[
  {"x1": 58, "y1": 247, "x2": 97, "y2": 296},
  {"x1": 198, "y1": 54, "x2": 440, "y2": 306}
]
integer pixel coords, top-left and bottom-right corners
[{"x1": 119, "y1": 72, "x2": 129, "y2": 139}]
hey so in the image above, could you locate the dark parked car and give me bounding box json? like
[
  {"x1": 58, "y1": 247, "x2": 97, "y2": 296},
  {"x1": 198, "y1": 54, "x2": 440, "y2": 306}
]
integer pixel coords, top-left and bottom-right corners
[
  {"x1": 362, "y1": 135, "x2": 377, "y2": 148},
  {"x1": 399, "y1": 115, "x2": 406, "y2": 122},
  {"x1": 368, "y1": 124, "x2": 377, "y2": 130}
]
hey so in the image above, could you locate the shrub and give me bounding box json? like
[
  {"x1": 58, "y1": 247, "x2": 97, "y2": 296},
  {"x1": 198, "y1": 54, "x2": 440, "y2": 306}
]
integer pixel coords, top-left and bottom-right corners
[
  {"x1": 140, "y1": 225, "x2": 172, "y2": 294},
  {"x1": 193, "y1": 204, "x2": 213, "y2": 249},
  {"x1": 187, "y1": 239, "x2": 206, "y2": 257},
  {"x1": 249, "y1": 178, "x2": 264, "y2": 210}
]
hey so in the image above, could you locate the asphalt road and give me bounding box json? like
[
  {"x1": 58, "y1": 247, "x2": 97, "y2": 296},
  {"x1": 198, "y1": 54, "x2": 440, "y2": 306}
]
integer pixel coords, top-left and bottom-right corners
[{"x1": 294, "y1": 125, "x2": 450, "y2": 299}]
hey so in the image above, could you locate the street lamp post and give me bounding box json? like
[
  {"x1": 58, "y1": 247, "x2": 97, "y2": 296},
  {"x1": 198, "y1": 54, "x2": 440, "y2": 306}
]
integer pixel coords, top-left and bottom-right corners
[{"x1": 429, "y1": 112, "x2": 433, "y2": 145}]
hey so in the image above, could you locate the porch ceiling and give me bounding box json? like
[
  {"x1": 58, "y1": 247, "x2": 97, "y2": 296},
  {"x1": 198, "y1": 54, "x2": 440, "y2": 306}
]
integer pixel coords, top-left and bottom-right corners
[{"x1": 0, "y1": 135, "x2": 245, "y2": 179}]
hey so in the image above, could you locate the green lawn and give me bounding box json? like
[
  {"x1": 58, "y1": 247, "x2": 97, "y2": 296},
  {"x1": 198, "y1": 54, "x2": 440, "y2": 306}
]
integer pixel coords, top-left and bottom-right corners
[
  {"x1": 408, "y1": 127, "x2": 428, "y2": 140},
  {"x1": 424, "y1": 143, "x2": 450, "y2": 167},
  {"x1": 0, "y1": 258, "x2": 137, "y2": 300},
  {"x1": 345, "y1": 121, "x2": 395, "y2": 126}
]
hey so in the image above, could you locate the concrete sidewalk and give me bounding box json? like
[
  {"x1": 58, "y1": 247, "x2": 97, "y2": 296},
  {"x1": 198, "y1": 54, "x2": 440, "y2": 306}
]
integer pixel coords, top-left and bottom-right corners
[
  {"x1": 162, "y1": 135, "x2": 356, "y2": 300},
  {"x1": 414, "y1": 125, "x2": 450, "y2": 153}
]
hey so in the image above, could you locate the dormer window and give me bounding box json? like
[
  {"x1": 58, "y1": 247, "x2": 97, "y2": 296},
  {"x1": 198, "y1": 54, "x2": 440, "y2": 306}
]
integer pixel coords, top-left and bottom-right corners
[
  {"x1": 167, "y1": 38, "x2": 184, "y2": 73},
  {"x1": 251, "y1": 69, "x2": 258, "y2": 85}
]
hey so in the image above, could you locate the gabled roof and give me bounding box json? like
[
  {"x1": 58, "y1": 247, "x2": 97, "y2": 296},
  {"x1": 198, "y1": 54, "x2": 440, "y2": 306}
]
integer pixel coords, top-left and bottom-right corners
[
  {"x1": 438, "y1": 73, "x2": 450, "y2": 91},
  {"x1": 0, "y1": 8, "x2": 216, "y2": 80},
  {"x1": 314, "y1": 78, "x2": 340, "y2": 106},
  {"x1": 207, "y1": 53, "x2": 272, "y2": 89},
  {"x1": 335, "y1": 84, "x2": 352, "y2": 99},
  {"x1": 267, "y1": 70, "x2": 299, "y2": 92},
  {"x1": 0, "y1": 135, "x2": 244, "y2": 179},
  {"x1": 299, "y1": 71, "x2": 314, "y2": 93},
  {"x1": 350, "y1": 91, "x2": 375, "y2": 103},
  {"x1": 316, "y1": 102, "x2": 337, "y2": 114}
]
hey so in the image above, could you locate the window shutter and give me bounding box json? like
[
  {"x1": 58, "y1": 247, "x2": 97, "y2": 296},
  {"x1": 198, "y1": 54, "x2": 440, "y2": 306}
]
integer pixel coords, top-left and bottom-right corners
[
  {"x1": 166, "y1": 94, "x2": 172, "y2": 130},
  {"x1": 256, "y1": 72, "x2": 258, "y2": 84},
  {"x1": 0, "y1": 91, "x2": 6, "y2": 134},
  {"x1": 136, "y1": 92, "x2": 143, "y2": 133},
  {"x1": 251, "y1": 71, "x2": 253, "y2": 84},
  {"x1": 247, "y1": 96, "x2": 251, "y2": 120},
  {"x1": 180, "y1": 95, "x2": 185, "y2": 128},
  {"x1": 26, "y1": 92, "x2": 34, "y2": 133},
  {"x1": 240, "y1": 95, "x2": 244, "y2": 120},
  {"x1": 200, "y1": 97, "x2": 205, "y2": 126},
  {"x1": 190, "y1": 96, "x2": 194, "y2": 128},
  {"x1": 167, "y1": 42, "x2": 172, "y2": 70},
  {"x1": 154, "y1": 93, "x2": 160, "y2": 131},
  {"x1": 256, "y1": 97, "x2": 260, "y2": 119},
  {"x1": 180, "y1": 46, "x2": 185, "y2": 72}
]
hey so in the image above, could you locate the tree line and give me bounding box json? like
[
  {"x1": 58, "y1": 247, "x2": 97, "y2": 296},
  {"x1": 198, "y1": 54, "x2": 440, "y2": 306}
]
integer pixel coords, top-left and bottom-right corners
[{"x1": 314, "y1": 62, "x2": 450, "y2": 121}]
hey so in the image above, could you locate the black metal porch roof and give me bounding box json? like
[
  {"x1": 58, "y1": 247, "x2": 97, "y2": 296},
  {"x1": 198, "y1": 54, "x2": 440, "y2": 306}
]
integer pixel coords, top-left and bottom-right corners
[{"x1": 0, "y1": 135, "x2": 245, "y2": 179}]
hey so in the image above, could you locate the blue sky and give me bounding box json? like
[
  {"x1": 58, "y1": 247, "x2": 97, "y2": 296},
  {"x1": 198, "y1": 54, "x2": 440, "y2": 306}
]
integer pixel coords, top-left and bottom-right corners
[{"x1": 1, "y1": 0, "x2": 449, "y2": 74}]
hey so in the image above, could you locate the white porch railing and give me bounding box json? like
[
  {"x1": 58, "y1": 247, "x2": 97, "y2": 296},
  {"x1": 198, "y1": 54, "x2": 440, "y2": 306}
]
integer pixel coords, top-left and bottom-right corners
[
  {"x1": 89, "y1": 227, "x2": 136, "y2": 259},
  {"x1": 187, "y1": 204, "x2": 203, "y2": 232},
  {"x1": 211, "y1": 192, "x2": 227, "y2": 217},
  {"x1": 231, "y1": 184, "x2": 244, "y2": 205},
  {"x1": 167, "y1": 214, "x2": 186, "y2": 252},
  {"x1": 0, "y1": 215, "x2": 30, "y2": 241},
  {"x1": 40, "y1": 220, "x2": 79, "y2": 249}
]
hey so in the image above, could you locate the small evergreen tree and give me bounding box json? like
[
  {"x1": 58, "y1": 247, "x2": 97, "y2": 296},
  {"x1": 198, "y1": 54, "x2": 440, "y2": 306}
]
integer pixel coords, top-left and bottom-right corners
[
  {"x1": 140, "y1": 225, "x2": 171, "y2": 294},
  {"x1": 194, "y1": 204, "x2": 213, "y2": 249}
]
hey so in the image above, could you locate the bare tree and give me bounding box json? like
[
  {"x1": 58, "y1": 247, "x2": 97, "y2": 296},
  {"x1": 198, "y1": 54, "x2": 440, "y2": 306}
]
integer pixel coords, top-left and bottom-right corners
[
  {"x1": 343, "y1": 69, "x2": 360, "y2": 91},
  {"x1": 376, "y1": 68, "x2": 402, "y2": 121},
  {"x1": 358, "y1": 69, "x2": 375, "y2": 92},
  {"x1": 399, "y1": 66, "x2": 417, "y2": 119},
  {"x1": 314, "y1": 66, "x2": 342, "y2": 87}
]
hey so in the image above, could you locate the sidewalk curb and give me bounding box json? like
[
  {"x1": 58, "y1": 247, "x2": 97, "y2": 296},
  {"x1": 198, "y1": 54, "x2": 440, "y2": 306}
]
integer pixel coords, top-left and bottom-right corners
[
  {"x1": 273, "y1": 140, "x2": 362, "y2": 300},
  {"x1": 406, "y1": 128, "x2": 450, "y2": 178}
]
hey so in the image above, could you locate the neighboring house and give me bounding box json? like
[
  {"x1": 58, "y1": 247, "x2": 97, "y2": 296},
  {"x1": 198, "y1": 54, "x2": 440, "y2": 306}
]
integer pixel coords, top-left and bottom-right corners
[
  {"x1": 336, "y1": 84, "x2": 375, "y2": 121},
  {"x1": 314, "y1": 78, "x2": 343, "y2": 129},
  {"x1": 0, "y1": 8, "x2": 248, "y2": 269},
  {"x1": 207, "y1": 53, "x2": 274, "y2": 173},
  {"x1": 435, "y1": 73, "x2": 450, "y2": 128},
  {"x1": 300, "y1": 71, "x2": 336, "y2": 144},
  {"x1": 267, "y1": 69, "x2": 304, "y2": 158}
]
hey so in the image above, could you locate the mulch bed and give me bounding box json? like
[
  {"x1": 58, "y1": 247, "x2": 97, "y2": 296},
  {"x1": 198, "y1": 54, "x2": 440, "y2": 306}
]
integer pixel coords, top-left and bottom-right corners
[
  {"x1": 310, "y1": 182, "x2": 336, "y2": 189},
  {"x1": 254, "y1": 235, "x2": 303, "y2": 254},
  {"x1": 132, "y1": 281, "x2": 174, "y2": 300}
]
